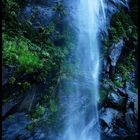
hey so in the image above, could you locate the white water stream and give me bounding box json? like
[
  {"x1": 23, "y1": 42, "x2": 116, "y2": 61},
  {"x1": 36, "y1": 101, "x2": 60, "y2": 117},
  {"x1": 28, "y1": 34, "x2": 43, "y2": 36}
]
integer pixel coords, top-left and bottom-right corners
[{"x1": 61, "y1": 0, "x2": 106, "y2": 140}]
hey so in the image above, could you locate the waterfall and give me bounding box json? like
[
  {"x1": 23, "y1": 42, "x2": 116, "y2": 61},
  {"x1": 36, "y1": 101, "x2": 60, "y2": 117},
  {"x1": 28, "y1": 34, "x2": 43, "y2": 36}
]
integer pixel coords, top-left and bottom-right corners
[{"x1": 60, "y1": 0, "x2": 106, "y2": 140}]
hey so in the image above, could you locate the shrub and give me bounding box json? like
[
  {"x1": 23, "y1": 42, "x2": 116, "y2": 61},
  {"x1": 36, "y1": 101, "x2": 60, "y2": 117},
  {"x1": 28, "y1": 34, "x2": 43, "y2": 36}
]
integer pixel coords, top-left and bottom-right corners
[
  {"x1": 31, "y1": 105, "x2": 46, "y2": 119},
  {"x1": 9, "y1": 76, "x2": 16, "y2": 85},
  {"x1": 49, "y1": 100, "x2": 58, "y2": 113},
  {"x1": 3, "y1": 36, "x2": 43, "y2": 74}
]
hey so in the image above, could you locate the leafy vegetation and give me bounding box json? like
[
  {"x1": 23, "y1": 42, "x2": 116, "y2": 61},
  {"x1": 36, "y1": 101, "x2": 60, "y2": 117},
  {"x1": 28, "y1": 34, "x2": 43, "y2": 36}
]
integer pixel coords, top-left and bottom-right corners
[
  {"x1": 2, "y1": 0, "x2": 138, "y2": 136},
  {"x1": 31, "y1": 105, "x2": 46, "y2": 119},
  {"x1": 109, "y1": 9, "x2": 137, "y2": 43},
  {"x1": 3, "y1": 36, "x2": 43, "y2": 74},
  {"x1": 101, "y1": 0, "x2": 138, "y2": 92},
  {"x1": 2, "y1": 0, "x2": 77, "y2": 132}
]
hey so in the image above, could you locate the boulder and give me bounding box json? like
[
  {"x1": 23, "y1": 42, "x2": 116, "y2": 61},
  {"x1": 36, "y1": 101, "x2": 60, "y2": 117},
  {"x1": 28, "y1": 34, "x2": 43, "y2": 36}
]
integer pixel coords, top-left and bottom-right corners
[
  {"x1": 126, "y1": 90, "x2": 138, "y2": 117},
  {"x1": 114, "y1": 127, "x2": 128, "y2": 137},
  {"x1": 117, "y1": 87, "x2": 127, "y2": 97},
  {"x1": 99, "y1": 88, "x2": 138, "y2": 137},
  {"x1": 99, "y1": 107, "x2": 126, "y2": 137},
  {"x1": 107, "y1": 91, "x2": 126, "y2": 109},
  {"x1": 99, "y1": 108, "x2": 118, "y2": 128},
  {"x1": 125, "y1": 108, "x2": 137, "y2": 134}
]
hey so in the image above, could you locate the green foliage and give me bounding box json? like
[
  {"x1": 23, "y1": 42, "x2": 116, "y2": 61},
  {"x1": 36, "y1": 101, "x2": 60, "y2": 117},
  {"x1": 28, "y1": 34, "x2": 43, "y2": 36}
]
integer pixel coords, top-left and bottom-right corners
[
  {"x1": 103, "y1": 38, "x2": 110, "y2": 49},
  {"x1": 113, "y1": 79, "x2": 124, "y2": 88},
  {"x1": 109, "y1": 27, "x2": 119, "y2": 42},
  {"x1": 109, "y1": 8, "x2": 137, "y2": 43},
  {"x1": 115, "y1": 62, "x2": 133, "y2": 86},
  {"x1": 129, "y1": 0, "x2": 138, "y2": 26},
  {"x1": 9, "y1": 77, "x2": 16, "y2": 85},
  {"x1": 53, "y1": 1, "x2": 67, "y2": 16},
  {"x1": 49, "y1": 100, "x2": 58, "y2": 113},
  {"x1": 132, "y1": 87, "x2": 138, "y2": 94},
  {"x1": 8, "y1": 114, "x2": 15, "y2": 120},
  {"x1": 99, "y1": 88, "x2": 107, "y2": 104},
  {"x1": 26, "y1": 123, "x2": 34, "y2": 132},
  {"x1": 2, "y1": 0, "x2": 77, "y2": 128},
  {"x1": 31, "y1": 105, "x2": 45, "y2": 119},
  {"x1": 3, "y1": 36, "x2": 43, "y2": 74},
  {"x1": 2, "y1": 0, "x2": 20, "y2": 36},
  {"x1": 21, "y1": 82, "x2": 31, "y2": 91}
]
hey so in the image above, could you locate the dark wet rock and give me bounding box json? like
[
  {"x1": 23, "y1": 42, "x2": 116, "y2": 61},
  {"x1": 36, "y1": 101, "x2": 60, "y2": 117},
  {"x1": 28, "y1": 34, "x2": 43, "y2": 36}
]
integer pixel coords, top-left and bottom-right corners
[
  {"x1": 32, "y1": 128, "x2": 45, "y2": 140},
  {"x1": 99, "y1": 88, "x2": 138, "y2": 137},
  {"x1": 2, "y1": 65, "x2": 16, "y2": 86},
  {"x1": 125, "y1": 81, "x2": 137, "y2": 94},
  {"x1": 107, "y1": 91, "x2": 126, "y2": 109},
  {"x1": 129, "y1": 71, "x2": 136, "y2": 81},
  {"x1": 99, "y1": 108, "x2": 126, "y2": 137},
  {"x1": 114, "y1": 127, "x2": 128, "y2": 137},
  {"x1": 2, "y1": 112, "x2": 31, "y2": 140},
  {"x1": 2, "y1": 97, "x2": 23, "y2": 119},
  {"x1": 126, "y1": 91, "x2": 138, "y2": 118},
  {"x1": 103, "y1": 58, "x2": 110, "y2": 73},
  {"x1": 21, "y1": 4, "x2": 55, "y2": 26},
  {"x1": 99, "y1": 108, "x2": 119, "y2": 128},
  {"x1": 125, "y1": 108, "x2": 137, "y2": 134},
  {"x1": 17, "y1": 84, "x2": 47, "y2": 113},
  {"x1": 16, "y1": 129, "x2": 31, "y2": 140},
  {"x1": 3, "y1": 82, "x2": 49, "y2": 119},
  {"x1": 103, "y1": 40, "x2": 125, "y2": 77},
  {"x1": 20, "y1": 0, "x2": 63, "y2": 27},
  {"x1": 117, "y1": 87, "x2": 127, "y2": 97},
  {"x1": 99, "y1": 107, "x2": 127, "y2": 137},
  {"x1": 101, "y1": 80, "x2": 116, "y2": 91}
]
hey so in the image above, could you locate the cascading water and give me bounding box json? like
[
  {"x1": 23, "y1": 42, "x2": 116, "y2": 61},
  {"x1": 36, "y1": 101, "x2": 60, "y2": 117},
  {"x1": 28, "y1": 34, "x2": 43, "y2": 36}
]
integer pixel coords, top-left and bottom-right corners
[{"x1": 60, "y1": 0, "x2": 106, "y2": 140}]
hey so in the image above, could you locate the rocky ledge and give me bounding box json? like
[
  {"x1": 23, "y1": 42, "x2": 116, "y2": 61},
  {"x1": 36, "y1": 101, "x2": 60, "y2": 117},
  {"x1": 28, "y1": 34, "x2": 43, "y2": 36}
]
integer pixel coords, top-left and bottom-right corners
[{"x1": 99, "y1": 86, "x2": 138, "y2": 138}]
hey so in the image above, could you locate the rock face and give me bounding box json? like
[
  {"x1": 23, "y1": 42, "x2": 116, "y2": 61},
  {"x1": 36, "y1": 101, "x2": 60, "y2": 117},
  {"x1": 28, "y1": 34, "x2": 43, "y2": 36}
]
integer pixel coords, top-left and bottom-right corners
[
  {"x1": 107, "y1": 91, "x2": 126, "y2": 109},
  {"x1": 2, "y1": 97, "x2": 23, "y2": 119},
  {"x1": 109, "y1": 40, "x2": 124, "y2": 67},
  {"x1": 104, "y1": 39, "x2": 125, "y2": 77},
  {"x1": 17, "y1": 83, "x2": 47, "y2": 112},
  {"x1": 2, "y1": 113, "x2": 31, "y2": 140},
  {"x1": 20, "y1": 0, "x2": 63, "y2": 27},
  {"x1": 2, "y1": 66, "x2": 15, "y2": 86},
  {"x1": 100, "y1": 108, "x2": 127, "y2": 137},
  {"x1": 99, "y1": 88, "x2": 138, "y2": 137},
  {"x1": 104, "y1": 0, "x2": 129, "y2": 28}
]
